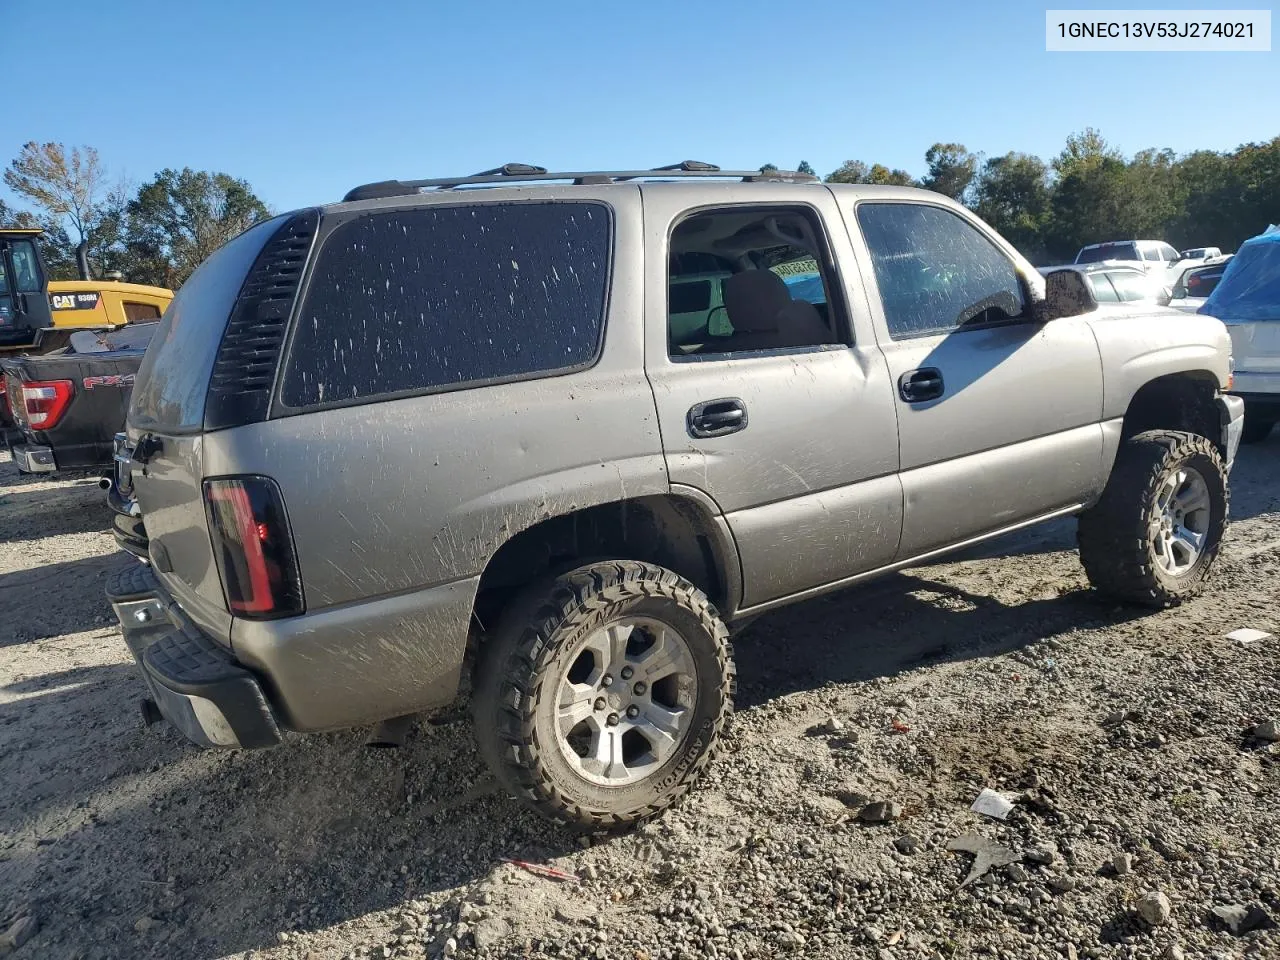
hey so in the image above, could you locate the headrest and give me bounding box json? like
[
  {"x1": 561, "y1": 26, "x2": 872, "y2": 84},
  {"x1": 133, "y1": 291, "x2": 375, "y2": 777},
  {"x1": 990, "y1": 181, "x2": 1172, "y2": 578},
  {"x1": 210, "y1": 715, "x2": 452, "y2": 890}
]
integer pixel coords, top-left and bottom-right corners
[{"x1": 722, "y1": 270, "x2": 793, "y2": 333}]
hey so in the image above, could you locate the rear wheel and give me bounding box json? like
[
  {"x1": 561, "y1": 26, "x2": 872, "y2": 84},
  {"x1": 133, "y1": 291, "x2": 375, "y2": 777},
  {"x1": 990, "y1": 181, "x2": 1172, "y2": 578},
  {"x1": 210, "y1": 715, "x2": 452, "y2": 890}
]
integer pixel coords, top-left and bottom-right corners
[
  {"x1": 473, "y1": 561, "x2": 735, "y2": 830},
  {"x1": 1241, "y1": 413, "x2": 1276, "y2": 445},
  {"x1": 1078, "y1": 430, "x2": 1228, "y2": 608}
]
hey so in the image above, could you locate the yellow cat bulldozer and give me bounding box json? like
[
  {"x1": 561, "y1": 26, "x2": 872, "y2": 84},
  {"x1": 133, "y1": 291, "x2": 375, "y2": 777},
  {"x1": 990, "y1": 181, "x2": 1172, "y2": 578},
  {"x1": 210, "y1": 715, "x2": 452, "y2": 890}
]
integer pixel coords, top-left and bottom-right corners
[{"x1": 0, "y1": 228, "x2": 172, "y2": 355}]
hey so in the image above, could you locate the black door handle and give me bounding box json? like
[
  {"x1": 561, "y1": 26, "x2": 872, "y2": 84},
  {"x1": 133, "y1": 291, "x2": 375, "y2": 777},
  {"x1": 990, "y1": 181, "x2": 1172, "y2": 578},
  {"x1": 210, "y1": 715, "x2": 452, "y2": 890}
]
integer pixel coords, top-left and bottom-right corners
[
  {"x1": 899, "y1": 367, "x2": 944, "y2": 403},
  {"x1": 688, "y1": 398, "x2": 748, "y2": 438}
]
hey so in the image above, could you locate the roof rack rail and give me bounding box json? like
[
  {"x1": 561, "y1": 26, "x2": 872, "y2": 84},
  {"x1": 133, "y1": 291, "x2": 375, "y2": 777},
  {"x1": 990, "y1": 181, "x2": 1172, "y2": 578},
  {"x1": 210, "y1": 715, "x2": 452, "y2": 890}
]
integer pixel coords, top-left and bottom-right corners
[{"x1": 342, "y1": 161, "x2": 818, "y2": 202}]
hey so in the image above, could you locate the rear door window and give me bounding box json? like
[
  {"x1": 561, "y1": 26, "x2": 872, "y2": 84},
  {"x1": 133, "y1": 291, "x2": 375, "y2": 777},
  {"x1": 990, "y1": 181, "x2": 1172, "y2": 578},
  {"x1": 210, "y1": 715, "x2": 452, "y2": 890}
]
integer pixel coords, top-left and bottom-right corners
[{"x1": 282, "y1": 202, "x2": 611, "y2": 408}]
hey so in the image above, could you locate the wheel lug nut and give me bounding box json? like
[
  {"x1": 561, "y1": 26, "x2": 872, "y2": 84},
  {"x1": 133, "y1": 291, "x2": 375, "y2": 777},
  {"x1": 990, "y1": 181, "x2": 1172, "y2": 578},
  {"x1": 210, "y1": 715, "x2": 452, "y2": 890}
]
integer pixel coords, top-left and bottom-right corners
[
  {"x1": 626, "y1": 705, "x2": 639, "y2": 719},
  {"x1": 621, "y1": 666, "x2": 634, "y2": 680},
  {"x1": 633, "y1": 682, "x2": 647, "y2": 695},
  {"x1": 606, "y1": 713, "x2": 620, "y2": 727},
  {"x1": 594, "y1": 697, "x2": 607, "y2": 711},
  {"x1": 601, "y1": 674, "x2": 613, "y2": 687}
]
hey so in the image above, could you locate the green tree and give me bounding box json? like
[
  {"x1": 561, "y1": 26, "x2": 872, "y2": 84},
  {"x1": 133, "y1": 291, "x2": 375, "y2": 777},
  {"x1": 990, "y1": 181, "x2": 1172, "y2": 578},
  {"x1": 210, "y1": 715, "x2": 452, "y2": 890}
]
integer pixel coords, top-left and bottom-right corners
[
  {"x1": 759, "y1": 163, "x2": 778, "y2": 173},
  {"x1": 1173, "y1": 149, "x2": 1236, "y2": 249},
  {"x1": 797, "y1": 160, "x2": 815, "y2": 176},
  {"x1": 921, "y1": 142, "x2": 978, "y2": 200},
  {"x1": 1052, "y1": 127, "x2": 1121, "y2": 177},
  {"x1": 973, "y1": 152, "x2": 1052, "y2": 259},
  {"x1": 1043, "y1": 155, "x2": 1132, "y2": 261},
  {"x1": 3, "y1": 142, "x2": 113, "y2": 278},
  {"x1": 1122, "y1": 147, "x2": 1180, "y2": 239},
  {"x1": 866, "y1": 164, "x2": 916, "y2": 186},
  {"x1": 1223, "y1": 137, "x2": 1280, "y2": 247},
  {"x1": 825, "y1": 160, "x2": 915, "y2": 186},
  {"x1": 825, "y1": 160, "x2": 871, "y2": 183},
  {"x1": 126, "y1": 168, "x2": 270, "y2": 286},
  {"x1": 4, "y1": 142, "x2": 105, "y2": 246}
]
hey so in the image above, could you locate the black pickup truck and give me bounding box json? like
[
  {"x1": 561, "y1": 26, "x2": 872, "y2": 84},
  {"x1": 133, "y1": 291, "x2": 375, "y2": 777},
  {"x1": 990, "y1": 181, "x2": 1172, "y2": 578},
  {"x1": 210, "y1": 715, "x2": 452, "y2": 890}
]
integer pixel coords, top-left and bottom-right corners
[{"x1": 2, "y1": 323, "x2": 157, "y2": 476}]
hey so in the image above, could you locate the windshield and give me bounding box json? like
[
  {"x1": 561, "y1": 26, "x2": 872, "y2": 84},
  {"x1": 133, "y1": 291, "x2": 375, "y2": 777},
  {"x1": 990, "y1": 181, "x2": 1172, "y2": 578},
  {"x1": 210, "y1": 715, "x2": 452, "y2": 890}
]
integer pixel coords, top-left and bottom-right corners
[
  {"x1": 1077, "y1": 243, "x2": 1139, "y2": 263},
  {"x1": 1201, "y1": 241, "x2": 1280, "y2": 321}
]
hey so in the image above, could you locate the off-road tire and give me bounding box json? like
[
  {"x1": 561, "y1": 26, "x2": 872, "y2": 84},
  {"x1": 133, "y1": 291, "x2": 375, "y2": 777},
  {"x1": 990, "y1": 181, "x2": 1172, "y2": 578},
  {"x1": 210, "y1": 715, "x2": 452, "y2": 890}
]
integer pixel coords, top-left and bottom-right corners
[
  {"x1": 1241, "y1": 414, "x2": 1275, "y2": 445},
  {"x1": 1078, "y1": 430, "x2": 1228, "y2": 608},
  {"x1": 472, "y1": 560, "x2": 735, "y2": 831}
]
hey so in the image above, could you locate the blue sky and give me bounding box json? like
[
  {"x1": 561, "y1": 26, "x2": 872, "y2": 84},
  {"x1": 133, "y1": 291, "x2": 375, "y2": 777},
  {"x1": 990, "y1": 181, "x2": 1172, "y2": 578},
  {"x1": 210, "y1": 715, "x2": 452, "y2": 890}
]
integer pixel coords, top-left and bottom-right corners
[{"x1": 5, "y1": 0, "x2": 1277, "y2": 213}]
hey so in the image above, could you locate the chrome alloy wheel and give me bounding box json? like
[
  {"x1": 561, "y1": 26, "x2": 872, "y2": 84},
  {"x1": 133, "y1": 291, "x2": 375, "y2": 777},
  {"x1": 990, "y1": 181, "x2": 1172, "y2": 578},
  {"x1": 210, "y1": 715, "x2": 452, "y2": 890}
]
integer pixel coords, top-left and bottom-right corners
[
  {"x1": 553, "y1": 617, "x2": 698, "y2": 787},
  {"x1": 1150, "y1": 465, "x2": 1211, "y2": 575}
]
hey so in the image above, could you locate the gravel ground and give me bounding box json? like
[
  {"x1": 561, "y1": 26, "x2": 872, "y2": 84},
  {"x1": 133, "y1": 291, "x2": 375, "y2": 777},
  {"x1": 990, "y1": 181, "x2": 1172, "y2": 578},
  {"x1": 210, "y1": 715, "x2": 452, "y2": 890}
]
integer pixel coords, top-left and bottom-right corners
[{"x1": 1, "y1": 440, "x2": 1278, "y2": 960}]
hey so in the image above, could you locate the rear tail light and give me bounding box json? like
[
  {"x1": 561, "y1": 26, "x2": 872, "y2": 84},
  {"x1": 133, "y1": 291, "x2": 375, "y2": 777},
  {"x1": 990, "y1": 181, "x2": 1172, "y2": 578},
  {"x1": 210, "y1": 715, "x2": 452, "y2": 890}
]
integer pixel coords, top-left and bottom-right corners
[
  {"x1": 203, "y1": 477, "x2": 304, "y2": 619},
  {"x1": 22, "y1": 379, "x2": 74, "y2": 428}
]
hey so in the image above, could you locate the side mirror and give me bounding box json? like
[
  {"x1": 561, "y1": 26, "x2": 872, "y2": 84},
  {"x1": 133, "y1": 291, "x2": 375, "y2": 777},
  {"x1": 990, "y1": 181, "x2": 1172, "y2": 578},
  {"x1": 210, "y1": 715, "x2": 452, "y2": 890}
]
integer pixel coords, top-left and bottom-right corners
[{"x1": 1034, "y1": 269, "x2": 1098, "y2": 322}]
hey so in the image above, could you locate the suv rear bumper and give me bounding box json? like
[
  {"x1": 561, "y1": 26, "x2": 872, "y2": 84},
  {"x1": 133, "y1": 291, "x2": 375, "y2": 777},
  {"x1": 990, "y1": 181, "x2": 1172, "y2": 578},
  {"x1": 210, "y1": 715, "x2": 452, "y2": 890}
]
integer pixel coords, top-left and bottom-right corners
[
  {"x1": 107, "y1": 557, "x2": 479, "y2": 741},
  {"x1": 106, "y1": 563, "x2": 281, "y2": 749}
]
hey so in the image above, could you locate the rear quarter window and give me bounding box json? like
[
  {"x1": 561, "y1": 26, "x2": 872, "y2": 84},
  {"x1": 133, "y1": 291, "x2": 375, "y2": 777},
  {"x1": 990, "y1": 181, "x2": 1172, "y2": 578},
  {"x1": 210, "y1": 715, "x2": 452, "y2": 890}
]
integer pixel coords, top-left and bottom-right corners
[
  {"x1": 281, "y1": 201, "x2": 611, "y2": 408},
  {"x1": 130, "y1": 216, "x2": 286, "y2": 433}
]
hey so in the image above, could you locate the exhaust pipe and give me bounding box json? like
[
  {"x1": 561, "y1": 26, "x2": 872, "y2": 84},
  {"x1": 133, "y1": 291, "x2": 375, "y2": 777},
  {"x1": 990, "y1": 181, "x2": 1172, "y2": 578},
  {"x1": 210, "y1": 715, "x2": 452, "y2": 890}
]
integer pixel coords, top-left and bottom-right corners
[
  {"x1": 76, "y1": 241, "x2": 91, "y2": 281},
  {"x1": 367, "y1": 714, "x2": 416, "y2": 749},
  {"x1": 98, "y1": 476, "x2": 112, "y2": 490}
]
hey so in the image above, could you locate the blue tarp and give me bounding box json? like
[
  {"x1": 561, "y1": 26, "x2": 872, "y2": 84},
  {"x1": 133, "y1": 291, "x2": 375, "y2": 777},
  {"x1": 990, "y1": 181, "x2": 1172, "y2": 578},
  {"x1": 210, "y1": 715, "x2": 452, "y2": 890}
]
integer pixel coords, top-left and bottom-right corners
[
  {"x1": 782, "y1": 273, "x2": 827, "y2": 304},
  {"x1": 1200, "y1": 225, "x2": 1280, "y2": 322}
]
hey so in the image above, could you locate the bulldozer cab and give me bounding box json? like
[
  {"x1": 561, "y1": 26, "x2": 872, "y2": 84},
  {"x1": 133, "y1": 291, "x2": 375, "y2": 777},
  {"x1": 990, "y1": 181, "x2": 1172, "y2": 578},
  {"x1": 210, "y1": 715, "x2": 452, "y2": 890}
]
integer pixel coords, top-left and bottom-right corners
[{"x1": 0, "y1": 229, "x2": 54, "y2": 349}]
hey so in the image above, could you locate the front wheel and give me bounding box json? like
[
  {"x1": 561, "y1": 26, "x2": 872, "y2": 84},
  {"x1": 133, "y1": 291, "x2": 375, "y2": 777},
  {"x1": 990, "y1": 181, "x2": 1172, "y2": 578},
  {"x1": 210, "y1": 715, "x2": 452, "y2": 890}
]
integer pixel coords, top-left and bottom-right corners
[
  {"x1": 1078, "y1": 430, "x2": 1228, "y2": 608},
  {"x1": 472, "y1": 561, "x2": 735, "y2": 830}
]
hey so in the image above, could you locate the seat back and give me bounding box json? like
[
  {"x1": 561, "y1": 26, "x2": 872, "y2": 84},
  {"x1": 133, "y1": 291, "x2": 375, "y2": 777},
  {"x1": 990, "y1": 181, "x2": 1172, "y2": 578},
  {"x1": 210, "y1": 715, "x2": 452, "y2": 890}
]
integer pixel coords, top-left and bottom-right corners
[{"x1": 722, "y1": 269, "x2": 829, "y2": 351}]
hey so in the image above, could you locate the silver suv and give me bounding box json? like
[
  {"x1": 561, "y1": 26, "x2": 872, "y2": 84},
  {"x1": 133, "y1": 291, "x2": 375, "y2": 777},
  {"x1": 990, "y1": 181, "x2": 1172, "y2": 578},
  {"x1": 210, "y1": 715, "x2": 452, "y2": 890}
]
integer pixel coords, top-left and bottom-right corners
[{"x1": 107, "y1": 162, "x2": 1244, "y2": 829}]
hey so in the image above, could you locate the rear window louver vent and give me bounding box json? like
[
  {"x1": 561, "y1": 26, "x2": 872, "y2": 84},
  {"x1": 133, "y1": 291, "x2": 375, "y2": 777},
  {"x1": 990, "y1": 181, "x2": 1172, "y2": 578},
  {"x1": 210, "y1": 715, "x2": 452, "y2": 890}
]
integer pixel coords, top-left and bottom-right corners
[{"x1": 204, "y1": 209, "x2": 318, "y2": 430}]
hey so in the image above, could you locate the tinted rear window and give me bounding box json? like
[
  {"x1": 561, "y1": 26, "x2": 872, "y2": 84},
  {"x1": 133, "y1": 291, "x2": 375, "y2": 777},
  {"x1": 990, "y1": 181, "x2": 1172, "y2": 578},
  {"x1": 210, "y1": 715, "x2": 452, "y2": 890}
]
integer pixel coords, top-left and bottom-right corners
[
  {"x1": 282, "y1": 202, "x2": 611, "y2": 408},
  {"x1": 1077, "y1": 243, "x2": 1139, "y2": 263},
  {"x1": 129, "y1": 216, "x2": 286, "y2": 433}
]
